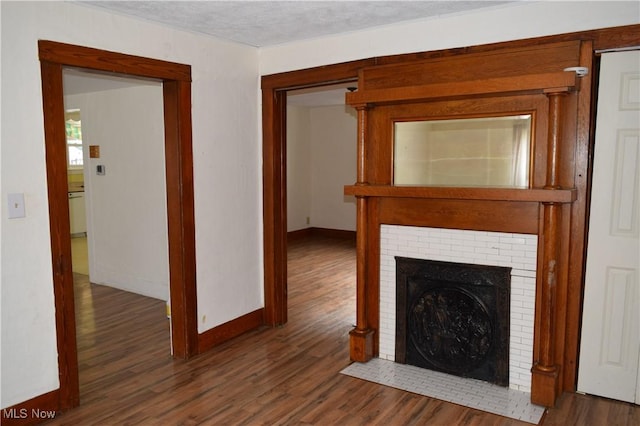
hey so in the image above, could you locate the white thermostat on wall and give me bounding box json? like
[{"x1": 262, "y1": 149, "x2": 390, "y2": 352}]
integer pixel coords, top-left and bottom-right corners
[{"x1": 96, "y1": 164, "x2": 106, "y2": 175}]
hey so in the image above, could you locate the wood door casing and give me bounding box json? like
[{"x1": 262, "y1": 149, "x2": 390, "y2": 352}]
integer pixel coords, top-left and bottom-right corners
[
  {"x1": 261, "y1": 59, "x2": 373, "y2": 327},
  {"x1": 39, "y1": 41, "x2": 197, "y2": 411}
]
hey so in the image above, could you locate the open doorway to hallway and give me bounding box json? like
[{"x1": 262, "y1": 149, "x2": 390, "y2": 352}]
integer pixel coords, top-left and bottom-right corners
[
  {"x1": 63, "y1": 68, "x2": 170, "y2": 303},
  {"x1": 63, "y1": 67, "x2": 171, "y2": 402},
  {"x1": 284, "y1": 83, "x2": 358, "y2": 323},
  {"x1": 286, "y1": 83, "x2": 358, "y2": 238},
  {"x1": 40, "y1": 40, "x2": 197, "y2": 411}
]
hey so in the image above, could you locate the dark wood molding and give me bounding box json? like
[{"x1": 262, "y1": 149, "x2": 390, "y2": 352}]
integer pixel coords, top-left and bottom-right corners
[
  {"x1": 561, "y1": 40, "x2": 597, "y2": 392},
  {"x1": 345, "y1": 185, "x2": 577, "y2": 203},
  {"x1": 261, "y1": 59, "x2": 374, "y2": 90},
  {"x1": 369, "y1": 25, "x2": 640, "y2": 67},
  {"x1": 351, "y1": 104, "x2": 375, "y2": 362},
  {"x1": 378, "y1": 198, "x2": 540, "y2": 235},
  {"x1": 40, "y1": 58, "x2": 80, "y2": 410},
  {"x1": 262, "y1": 88, "x2": 288, "y2": 327},
  {"x1": 313, "y1": 228, "x2": 356, "y2": 241},
  {"x1": 287, "y1": 228, "x2": 315, "y2": 241},
  {"x1": 530, "y1": 89, "x2": 570, "y2": 406},
  {"x1": 347, "y1": 72, "x2": 578, "y2": 105},
  {"x1": 38, "y1": 40, "x2": 191, "y2": 82},
  {"x1": 162, "y1": 79, "x2": 199, "y2": 358},
  {"x1": 198, "y1": 309, "x2": 265, "y2": 353},
  {"x1": 38, "y1": 40, "x2": 197, "y2": 413},
  {"x1": 288, "y1": 228, "x2": 356, "y2": 242},
  {"x1": 0, "y1": 390, "x2": 59, "y2": 425}
]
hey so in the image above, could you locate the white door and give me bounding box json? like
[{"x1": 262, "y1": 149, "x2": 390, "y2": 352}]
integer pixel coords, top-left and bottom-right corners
[{"x1": 577, "y1": 50, "x2": 640, "y2": 404}]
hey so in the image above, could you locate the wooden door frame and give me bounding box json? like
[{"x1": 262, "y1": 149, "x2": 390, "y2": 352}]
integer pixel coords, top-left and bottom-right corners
[
  {"x1": 260, "y1": 61, "x2": 372, "y2": 325},
  {"x1": 39, "y1": 40, "x2": 197, "y2": 410}
]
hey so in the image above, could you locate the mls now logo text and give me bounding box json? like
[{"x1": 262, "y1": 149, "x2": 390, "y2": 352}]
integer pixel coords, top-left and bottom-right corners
[{"x1": 3, "y1": 408, "x2": 56, "y2": 420}]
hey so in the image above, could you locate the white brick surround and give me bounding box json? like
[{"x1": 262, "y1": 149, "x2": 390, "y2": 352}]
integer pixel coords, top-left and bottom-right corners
[{"x1": 379, "y1": 225, "x2": 538, "y2": 392}]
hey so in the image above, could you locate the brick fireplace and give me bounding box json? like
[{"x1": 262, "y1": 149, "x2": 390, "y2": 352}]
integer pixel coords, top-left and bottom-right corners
[{"x1": 379, "y1": 225, "x2": 537, "y2": 392}]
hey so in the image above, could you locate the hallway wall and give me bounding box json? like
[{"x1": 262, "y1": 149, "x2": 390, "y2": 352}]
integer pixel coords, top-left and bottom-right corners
[{"x1": 65, "y1": 84, "x2": 169, "y2": 301}]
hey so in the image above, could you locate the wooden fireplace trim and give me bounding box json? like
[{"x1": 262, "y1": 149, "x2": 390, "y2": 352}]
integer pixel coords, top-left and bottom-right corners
[
  {"x1": 345, "y1": 185, "x2": 577, "y2": 203},
  {"x1": 345, "y1": 41, "x2": 586, "y2": 407},
  {"x1": 260, "y1": 24, "x2": 640, "y2": 409},
  {"x1": 345, "y1": 71, "x2": 579, "y2": 105}
]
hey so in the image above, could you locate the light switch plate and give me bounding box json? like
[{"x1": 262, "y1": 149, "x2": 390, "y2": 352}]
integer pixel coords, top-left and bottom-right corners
[{"x1": 8, "y1": 193, "x2": 25, "y2": 218}]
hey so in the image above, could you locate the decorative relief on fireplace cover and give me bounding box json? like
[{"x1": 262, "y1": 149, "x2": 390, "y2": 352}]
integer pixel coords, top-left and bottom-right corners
[
  {"x1": 396, "y1": 257, "x2": 511, "y2": 386},
  {"x1": 409, "y1": 287, "x2": 492, "y2": 374}
]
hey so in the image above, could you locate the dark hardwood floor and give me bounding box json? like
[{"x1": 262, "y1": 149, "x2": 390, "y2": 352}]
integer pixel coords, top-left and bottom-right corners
[{"x1": 45, "y1": 234, "x2": 639, "y2": 425}]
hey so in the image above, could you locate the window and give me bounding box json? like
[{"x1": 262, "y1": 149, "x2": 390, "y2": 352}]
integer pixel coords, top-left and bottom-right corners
[{"x1": 65, "y1": 110, "x2": 83, "y2": 169}]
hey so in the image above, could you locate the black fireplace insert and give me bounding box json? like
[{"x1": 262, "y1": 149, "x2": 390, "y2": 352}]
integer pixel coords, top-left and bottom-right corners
[{"x1": 395, "y1": 257, "x2": 510, "y2": 386}]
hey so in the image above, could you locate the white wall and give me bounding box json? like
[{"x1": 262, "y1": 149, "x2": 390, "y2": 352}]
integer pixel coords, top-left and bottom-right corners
[
  {"x1": 1, "y1": 1, "x2": 260, "y2": 408},
  {"x1": 259, "y1": 1, "x2": 640, "y2": 75},
  {"x1": 65, "y1": 84, "x2": 169, "y2": 301},
  {"x1": 287, "y1": 105, "x2": 357, "y2": 232},
  {"x1": 286, "y1": 106, "x2": 312, "y2": 232},
  {"x1": 309, "y1": 106, "x2": 357, "y2": 231}
]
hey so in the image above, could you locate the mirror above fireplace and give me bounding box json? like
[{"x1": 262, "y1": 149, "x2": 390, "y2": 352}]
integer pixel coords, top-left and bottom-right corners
[{"x1": 394, "y1": 114, "x2": 532, "y2": 188}]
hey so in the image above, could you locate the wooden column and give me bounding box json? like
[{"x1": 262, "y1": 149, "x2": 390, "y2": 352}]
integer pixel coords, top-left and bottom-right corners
[
  {"x1": 349, "y1": 104, "x2": 374, "y2": 362},
  {"x1": 531, "y1": 90, "x2": 568, "y2": 407}
]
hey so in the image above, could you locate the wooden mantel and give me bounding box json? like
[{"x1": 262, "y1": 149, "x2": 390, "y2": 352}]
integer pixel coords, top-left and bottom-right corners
[
  {"x1": 344, "y1": 39, "x2": 590, "y2": 408},
  {"x1": 345, "y1": 71, "x2": 579, "y2": 105},
  {"x1": 344, "y1": 185, "x2": 577, "y2": 203}
]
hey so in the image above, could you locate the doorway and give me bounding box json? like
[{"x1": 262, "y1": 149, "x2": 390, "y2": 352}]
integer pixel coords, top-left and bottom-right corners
[
  {"x1": 285, "y1": 84, "x2": 357, "y2": 237},
  {"x1": 64, "y1": 107, "x2": 89, "y2": 274},
  {"x1": 62, "y1": 69, "x2": 172, "y2": 407},
  {"x1": 261, "y1": 61, "x2": 368, "y2": 325},
  {"x1": 63, "y1": 69, "x2": 169, "y2": 301},
  {"x1": 39, "y1": 40, "x2": 197, "y2": 410}
]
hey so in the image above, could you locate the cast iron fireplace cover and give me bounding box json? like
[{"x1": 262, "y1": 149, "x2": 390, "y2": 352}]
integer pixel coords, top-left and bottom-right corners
[
  {"x1": 395, "y1": 256, "x2": 510, "y2": 386},
  {"x1": 408, "y1": 285, "x2": 492, "y2": 374}
]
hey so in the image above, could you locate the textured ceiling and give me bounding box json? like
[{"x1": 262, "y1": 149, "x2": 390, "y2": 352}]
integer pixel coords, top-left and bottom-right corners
[
  {"x1": 68, "y1": 1, "x2": 515, "y2": 106},
  {"x1": 78, "y1": 1, "x2": 513, "y2": 47}
]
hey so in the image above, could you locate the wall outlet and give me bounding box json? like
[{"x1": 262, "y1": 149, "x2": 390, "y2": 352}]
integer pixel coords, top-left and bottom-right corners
[{"x1": 306, "y1": 216, "x2": 310, "y2": 225}]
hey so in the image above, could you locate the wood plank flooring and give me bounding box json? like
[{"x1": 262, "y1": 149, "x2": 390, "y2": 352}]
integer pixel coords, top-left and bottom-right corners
[{"x1": 45, "y1": 234, "x2": 639, "y2": 425}]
